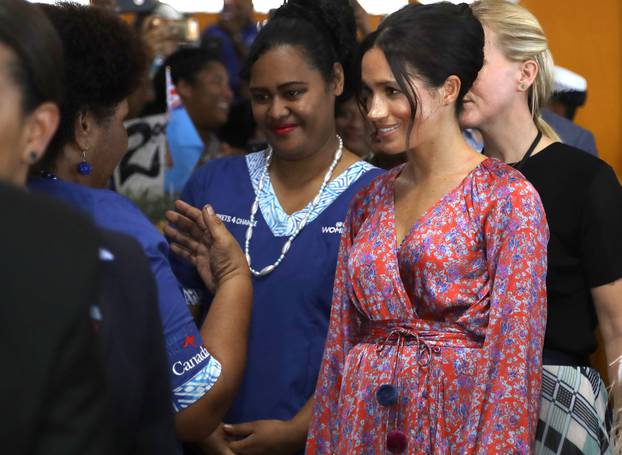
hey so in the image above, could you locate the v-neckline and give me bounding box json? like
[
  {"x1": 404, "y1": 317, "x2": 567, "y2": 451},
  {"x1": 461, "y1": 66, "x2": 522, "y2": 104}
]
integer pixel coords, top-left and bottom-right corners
[
  {"x1": 245, "y1": 152, "x2": 375, "y2": 237},
  {"x1": 390, "y1": 158, "x2": 489, "y2": 251}
]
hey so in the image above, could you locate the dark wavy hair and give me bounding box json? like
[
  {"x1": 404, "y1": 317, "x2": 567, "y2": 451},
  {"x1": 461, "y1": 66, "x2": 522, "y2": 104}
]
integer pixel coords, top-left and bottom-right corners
[
  {"x1": 39, "y1": 2, "x2": 147, "y2": 169},
  {"x1": 0, "y1": 0, "x2": 63, "y2": 114},
  {"x1": 241, "y1": 0, "x2": 357, "y2": 100},
  {"x1": 357, "y1": 3, "x2": 484, "y2": 138}
]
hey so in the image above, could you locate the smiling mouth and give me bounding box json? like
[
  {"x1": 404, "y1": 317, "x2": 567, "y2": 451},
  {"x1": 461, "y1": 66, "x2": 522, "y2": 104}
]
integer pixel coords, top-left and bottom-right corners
[
  {"x1": 271, "y1": 124, "x2": 298, "y2": 137},
  {"x1": 373, "y1": 124, "x2": 400, "y2": 139}
]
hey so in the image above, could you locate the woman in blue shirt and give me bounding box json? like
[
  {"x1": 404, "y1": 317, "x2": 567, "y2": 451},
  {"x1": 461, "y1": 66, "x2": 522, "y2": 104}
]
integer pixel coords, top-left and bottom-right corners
[
  {"x1": 169, "y1": 0, "x2": 383, "y2": 452},
  {"x1": 28, "y1": 3, "x2": 252, "y2": 445}
]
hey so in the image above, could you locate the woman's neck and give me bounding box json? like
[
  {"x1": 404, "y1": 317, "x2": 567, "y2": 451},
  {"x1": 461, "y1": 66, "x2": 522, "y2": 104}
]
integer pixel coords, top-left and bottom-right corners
[
  {"x1": 197, "y1": 127, "x2": 213, "y2": 149},
  {"x1": 269, "y1": 133, "x2": 341, "y2": 189},
  {"x1": 403, "y1": 120, "x2": 480, "y2": 184},
  {"x1": 478, "y1": 103, "x2": 543, "y2": 164}
]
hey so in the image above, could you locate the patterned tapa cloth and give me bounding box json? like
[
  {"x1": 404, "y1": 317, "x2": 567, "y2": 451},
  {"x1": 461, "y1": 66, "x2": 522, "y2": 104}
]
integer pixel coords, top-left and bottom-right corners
[{"x1": 536, "y1": 366, "x2": 612, "y2": 455}]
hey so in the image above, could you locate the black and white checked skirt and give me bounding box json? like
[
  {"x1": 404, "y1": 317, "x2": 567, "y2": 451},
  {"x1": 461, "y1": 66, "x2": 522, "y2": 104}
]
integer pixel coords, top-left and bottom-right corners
[{"x1": 535, "y1": 366, "x2": 612, "y2": 455}]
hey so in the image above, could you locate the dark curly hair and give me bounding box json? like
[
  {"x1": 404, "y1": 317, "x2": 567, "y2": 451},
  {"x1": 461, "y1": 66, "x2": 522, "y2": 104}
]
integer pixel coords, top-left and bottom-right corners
[
  {"x1": 0, "y1": 0, "x2": 63, "y2": 114},
  {"x1": 39, "y1": 2, "x2": 147, "y2": 169},
  {"x1": 357, "y1": 3, "x2": 484, "y2": 140},
  {"x1": 241, "y1": 0, "x2": 357, "y2": 100}
]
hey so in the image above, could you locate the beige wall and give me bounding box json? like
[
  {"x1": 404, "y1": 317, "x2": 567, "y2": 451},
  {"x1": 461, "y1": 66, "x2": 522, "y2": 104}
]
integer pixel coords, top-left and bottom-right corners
[{"x1": 521, "y1": 0, "x2": 622, "y2": 176}]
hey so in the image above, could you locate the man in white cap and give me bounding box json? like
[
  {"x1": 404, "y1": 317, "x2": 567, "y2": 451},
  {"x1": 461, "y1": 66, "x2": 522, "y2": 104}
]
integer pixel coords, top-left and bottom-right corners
[{"x1": 542, "y1": 65, "x2": 598, "y2": 156}]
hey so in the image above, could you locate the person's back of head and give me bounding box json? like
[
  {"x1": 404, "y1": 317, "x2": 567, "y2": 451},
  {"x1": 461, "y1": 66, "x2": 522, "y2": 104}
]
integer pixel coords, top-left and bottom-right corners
[
  {"x1": 550, "y1": 66, "x2": 587, "y2": 120},
  {"x1": 471, "y1": 0, "x2": 560, "y2": 140},
  {"x1": 38, "y1": 2, "x2": 147, "y2": 174},
  {"x1": 0, "y1": 0, "x2": 63, "y2": 185},
  {"x1": 0, "y1": 0, "x2": 63, "y2": 115}
]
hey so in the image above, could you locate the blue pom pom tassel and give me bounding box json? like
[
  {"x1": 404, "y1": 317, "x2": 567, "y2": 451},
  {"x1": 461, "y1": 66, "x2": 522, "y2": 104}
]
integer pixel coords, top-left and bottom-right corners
[{"x1": 376, "y1": 384, "x2": 398, "y2": 407}]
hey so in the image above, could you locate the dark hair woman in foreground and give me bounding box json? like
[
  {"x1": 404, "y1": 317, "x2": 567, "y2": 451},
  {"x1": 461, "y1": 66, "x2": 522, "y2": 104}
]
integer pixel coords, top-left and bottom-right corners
[{"x1": 308, "y1": 3, "x2": 548, "y2": 453}]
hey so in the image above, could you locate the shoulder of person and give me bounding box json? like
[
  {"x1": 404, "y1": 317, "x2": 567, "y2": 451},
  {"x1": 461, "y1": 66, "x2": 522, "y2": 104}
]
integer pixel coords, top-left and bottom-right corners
[
  {"x1": 179, "y1": 154, "x2": 248, "y2": 206},
  {"x1": 89, "y1": 189, "x2": 165, "y2": 243},
  {"x1": 190, "y1": 154, "x2": 246, "y2": 185},
  {"x1": 0, "y1": 182, "x2": 100, "y2": 312},
  {"x1": 97, "y1": 228, "x2": 157, "y2": 315},
  {"x1": 542, "y1": 142, "x2": 614, "y2": 182},
  {"x1": 202, "y1": 24, "x2": 226, "y2": 37},
  {"x1": 5, "y1": 182, "x2": 99, "y2": 245},
  {"x1": 475, "y1": 158, "x2": 543, "y2": 215},
  {"x1": 347, "y1": 165, "x2": 396, "y2": 220}
]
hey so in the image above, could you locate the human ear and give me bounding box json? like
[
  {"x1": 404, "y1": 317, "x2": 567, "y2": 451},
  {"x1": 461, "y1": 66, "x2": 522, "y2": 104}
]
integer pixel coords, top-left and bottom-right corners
[
  {"x1": 331, "y1": 62, "x2": 345, "y2": 97},
  {"x1": 441, "y1": 75, "x2": 462, "y2": 106},
  {"x1": 518, "y1": 59, "x2": 538, "y2": 91},
  {"x1": 73, "y1": 108, "x2": 97, "y2": 152},
  {"x1": 177, "y1": 79, "x2": 193, "y2": 99},
  {"x1": 20, "y1": 102, "x2": 59, "y2": 165}
]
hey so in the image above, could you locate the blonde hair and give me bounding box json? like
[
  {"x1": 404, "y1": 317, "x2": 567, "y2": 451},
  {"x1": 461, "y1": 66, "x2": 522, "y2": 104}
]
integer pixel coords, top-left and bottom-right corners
[{"x1": 471, "y1": 0, "x2": 560, "y2": 141}]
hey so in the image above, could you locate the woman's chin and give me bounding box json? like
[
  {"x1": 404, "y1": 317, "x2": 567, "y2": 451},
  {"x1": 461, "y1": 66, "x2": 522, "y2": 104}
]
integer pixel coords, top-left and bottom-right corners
[
  {"x1": 372, "y1": 143, "x2": 406, "y2": 156},
  {"x1": 458, "y1": 110, "x2": 480, "y2": 130}
]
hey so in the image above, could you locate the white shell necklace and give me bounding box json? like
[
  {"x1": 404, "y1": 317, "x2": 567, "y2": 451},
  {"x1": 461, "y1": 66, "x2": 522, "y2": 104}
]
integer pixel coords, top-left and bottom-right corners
[{"x1": 244, "y1": 135, "x2": 344, "y2": 277}]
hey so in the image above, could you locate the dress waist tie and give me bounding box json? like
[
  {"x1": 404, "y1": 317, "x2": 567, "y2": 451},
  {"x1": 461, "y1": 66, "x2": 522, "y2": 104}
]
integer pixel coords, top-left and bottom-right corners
[{"x1": 358, "y1": 319, "x2": 482, "y2": 454}]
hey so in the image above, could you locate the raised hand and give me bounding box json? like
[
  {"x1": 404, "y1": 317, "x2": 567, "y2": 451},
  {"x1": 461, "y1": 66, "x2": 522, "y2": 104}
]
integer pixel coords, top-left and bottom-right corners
[{"x1": 165, "y1": 200, "x2": 249, "y2": 293}]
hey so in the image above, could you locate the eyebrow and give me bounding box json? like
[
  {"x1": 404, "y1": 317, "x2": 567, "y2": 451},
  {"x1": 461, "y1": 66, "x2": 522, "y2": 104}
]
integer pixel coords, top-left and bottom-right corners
[
  {"x1": 249, "y1": 81, "x2": 308, "y2": 91},
  {"x1": 366, "y1": 79, "x2": 398, "y2": 87}
]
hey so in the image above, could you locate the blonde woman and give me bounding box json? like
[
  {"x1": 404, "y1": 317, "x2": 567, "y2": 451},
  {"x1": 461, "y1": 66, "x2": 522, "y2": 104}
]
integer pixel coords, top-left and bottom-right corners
[{"x1": 461, "y1": 1, "x2": 622, "y2": 453}]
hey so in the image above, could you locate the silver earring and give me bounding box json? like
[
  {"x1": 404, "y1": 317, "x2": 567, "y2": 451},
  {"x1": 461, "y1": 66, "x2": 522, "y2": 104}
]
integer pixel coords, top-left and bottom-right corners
[{"x1": 29, "y1": 151, "x2": 39, "y2": 163}]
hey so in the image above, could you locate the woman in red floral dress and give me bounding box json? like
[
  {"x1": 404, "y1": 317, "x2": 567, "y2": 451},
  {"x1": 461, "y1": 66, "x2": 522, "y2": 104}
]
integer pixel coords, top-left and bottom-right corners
[{"x1": 307, "y1": 3, "x2": 549, "y2": 454}]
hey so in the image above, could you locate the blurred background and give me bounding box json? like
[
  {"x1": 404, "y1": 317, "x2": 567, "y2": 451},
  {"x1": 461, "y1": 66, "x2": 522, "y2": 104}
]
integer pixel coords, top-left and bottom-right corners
[{"x1": 31, "y1": 0, "x2": 620, "y2": 177}]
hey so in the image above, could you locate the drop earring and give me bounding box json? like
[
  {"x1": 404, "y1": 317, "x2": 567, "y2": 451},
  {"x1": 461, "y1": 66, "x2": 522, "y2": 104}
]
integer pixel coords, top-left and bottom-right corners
[{"x1": 77, "y1": 150, "x2": 92, "y2": 176}]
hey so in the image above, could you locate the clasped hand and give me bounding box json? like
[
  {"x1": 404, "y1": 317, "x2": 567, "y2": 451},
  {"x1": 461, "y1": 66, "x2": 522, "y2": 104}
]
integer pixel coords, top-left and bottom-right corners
[{"x1": 201, "y1": 420, "x2": 301, "y2": 455}]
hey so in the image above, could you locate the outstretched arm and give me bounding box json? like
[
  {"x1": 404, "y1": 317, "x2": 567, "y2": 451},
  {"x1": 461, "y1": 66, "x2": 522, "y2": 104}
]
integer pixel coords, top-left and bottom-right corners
[{"x1": 165, "y1": 201, "x2": 252, "y2": 440}]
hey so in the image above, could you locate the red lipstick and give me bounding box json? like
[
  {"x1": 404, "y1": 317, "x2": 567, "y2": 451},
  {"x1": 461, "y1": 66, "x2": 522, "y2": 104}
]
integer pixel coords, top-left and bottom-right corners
[{"x1": 272, "y1": 124, "x2": 297, "y2": 137}]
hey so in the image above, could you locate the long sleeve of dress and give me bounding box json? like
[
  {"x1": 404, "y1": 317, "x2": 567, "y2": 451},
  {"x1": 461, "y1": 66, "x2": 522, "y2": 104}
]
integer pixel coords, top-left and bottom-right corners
[
  {"x1": 473, "y1": 180, "x2": 549, "y2": 453},
  {"x1": 307, "y1": 162, "x2": 547, "y2": 454},
  {"x1": 307, "y1": 201, "x2": 365, "y2": 454}
]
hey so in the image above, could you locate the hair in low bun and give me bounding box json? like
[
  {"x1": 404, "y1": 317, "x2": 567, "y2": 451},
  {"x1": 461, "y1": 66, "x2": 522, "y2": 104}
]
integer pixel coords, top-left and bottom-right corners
[{"x1": 356, "y1": 3, "x2": 485, "y2": 139}]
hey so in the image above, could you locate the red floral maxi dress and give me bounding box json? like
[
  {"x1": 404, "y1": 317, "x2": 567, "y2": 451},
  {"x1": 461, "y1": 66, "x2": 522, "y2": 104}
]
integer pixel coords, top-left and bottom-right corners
[{"x1": 306, "y1": 158, "x2": 549, "y2": 454}]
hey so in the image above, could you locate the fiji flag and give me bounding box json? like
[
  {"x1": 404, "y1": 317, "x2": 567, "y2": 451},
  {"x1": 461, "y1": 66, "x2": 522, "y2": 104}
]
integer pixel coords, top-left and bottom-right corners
[{"x1": 165, "y1": 65, "x2": 183, "y2": 113}]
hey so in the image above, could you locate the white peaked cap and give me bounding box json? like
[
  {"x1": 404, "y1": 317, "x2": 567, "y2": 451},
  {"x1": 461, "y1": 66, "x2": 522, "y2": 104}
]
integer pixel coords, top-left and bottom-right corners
[
  {"x1": 554, "y1": 66, "x2": 587, "y2": 93},
  {"x1": 154, "y1": 2, "x2": 184, "y2": 19}
]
